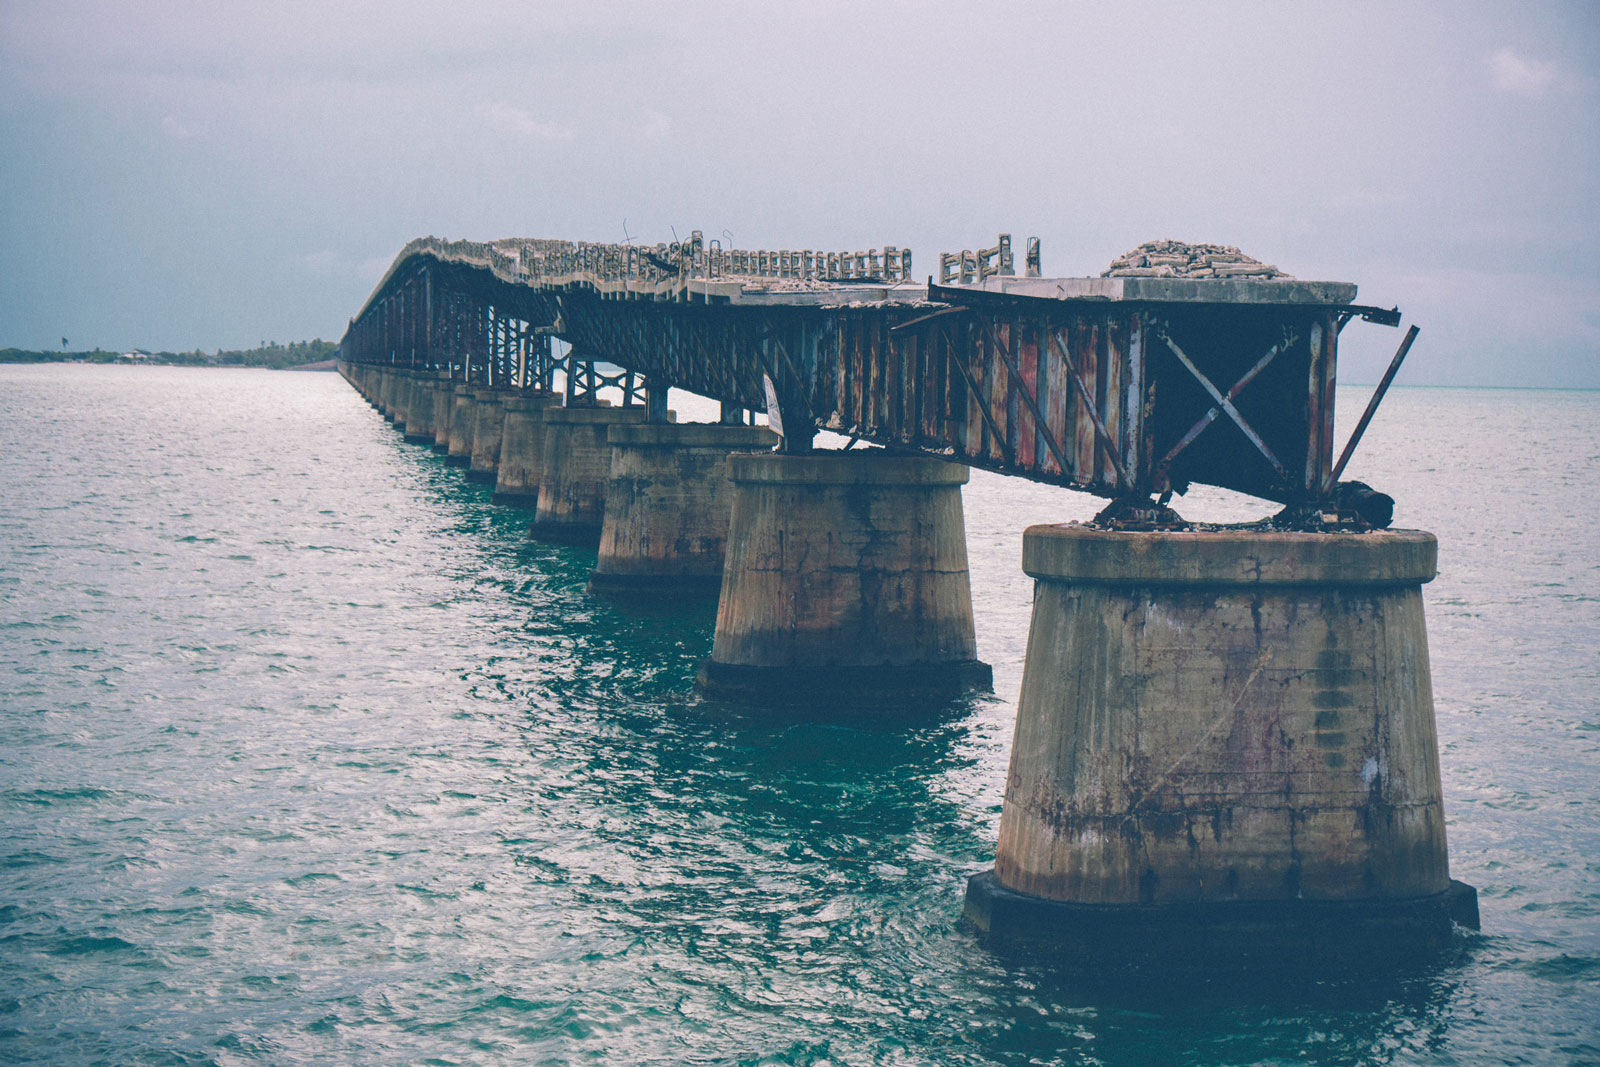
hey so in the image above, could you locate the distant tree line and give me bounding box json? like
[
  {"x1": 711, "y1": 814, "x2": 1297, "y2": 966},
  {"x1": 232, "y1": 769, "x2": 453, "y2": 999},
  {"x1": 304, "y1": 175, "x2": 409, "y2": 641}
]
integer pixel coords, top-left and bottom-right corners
[{"x1": 0, "y1": 339, "x2": 340, "y2": 368}]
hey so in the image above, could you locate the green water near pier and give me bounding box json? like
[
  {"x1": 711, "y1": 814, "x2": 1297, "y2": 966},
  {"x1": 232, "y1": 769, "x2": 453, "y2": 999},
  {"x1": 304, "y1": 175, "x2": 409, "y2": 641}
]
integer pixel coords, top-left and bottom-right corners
[{"x1": 1, "y1": 365, "x2": 1597, "y2": 1064}]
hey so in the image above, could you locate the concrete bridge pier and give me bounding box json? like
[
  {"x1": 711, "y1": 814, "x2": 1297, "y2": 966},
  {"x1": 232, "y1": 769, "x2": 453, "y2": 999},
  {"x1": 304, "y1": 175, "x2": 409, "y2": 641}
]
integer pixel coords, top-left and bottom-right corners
[
  {"x1": 445, "y1": 384, "x2": 478, "y2": 466},
  {"x1": 385, "y1": 371, "x2": 399, "y2": 414},
  {"x1": 374, "y1": 367, "x2": 395, "y2": 418},
  {"x1": 530, "y1": 404, "x2": 654, "y2": 543},
  {"x1": 430, "y1": 372, "x2": 455, "y2": 453},
  {"x1": 467, "y1": 389, "x2": 508, "y2": 482},
  {"x1": 389, "y1": 370, "x2": 413, "y2": 426},
  {"x1": 391, "y1": 370, "x2": 413, "y2": 425},
  {"x1": 696, "y1": 451, "x2": 991, "y2": 704},
  {"x1": 402, "y1": 373, "x2": 438, "y2": 444},
  {"x1": 492, "y1": 393, "x2": 563, "y2": 505},
  {"x1": 964, "y1": 525, "x2": 1478, "y2": 967},
  {"x1": 590, "y1": 423, "x2": 777, "y2": 594}
]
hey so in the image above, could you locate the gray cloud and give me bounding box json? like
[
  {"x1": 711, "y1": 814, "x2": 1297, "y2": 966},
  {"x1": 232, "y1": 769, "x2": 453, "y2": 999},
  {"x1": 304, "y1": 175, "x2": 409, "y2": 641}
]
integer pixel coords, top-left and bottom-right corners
[{"x1": 1, "y1": 0, "x2": 1596, "y2": 386}]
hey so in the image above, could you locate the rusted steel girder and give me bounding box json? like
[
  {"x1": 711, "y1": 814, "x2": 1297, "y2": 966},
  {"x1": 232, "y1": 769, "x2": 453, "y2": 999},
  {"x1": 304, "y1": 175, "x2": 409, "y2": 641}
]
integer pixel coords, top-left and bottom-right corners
[
  {"x1": 340, "y1": 254, "x2": 567, "y2": 394},
  {"x1": 340, "y1": 241, "x2": 1406, "y2": 508}
]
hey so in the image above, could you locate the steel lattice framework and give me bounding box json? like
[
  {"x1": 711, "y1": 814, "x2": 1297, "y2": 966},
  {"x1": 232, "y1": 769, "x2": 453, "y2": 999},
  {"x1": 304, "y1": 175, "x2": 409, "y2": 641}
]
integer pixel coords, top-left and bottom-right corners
[{"x1": 340, "y1": 235, "x2": 1410, "y2": 512}]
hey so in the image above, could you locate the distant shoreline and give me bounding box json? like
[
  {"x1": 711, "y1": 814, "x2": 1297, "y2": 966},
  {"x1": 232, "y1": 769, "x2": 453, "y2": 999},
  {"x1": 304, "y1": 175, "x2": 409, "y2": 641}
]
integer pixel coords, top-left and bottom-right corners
[
  {"x1": 1, "y1": 340, "x2": 339, "y2": 370},
  {"x1": 0, "y1": 356, "x2": 338, "y2": 371}
]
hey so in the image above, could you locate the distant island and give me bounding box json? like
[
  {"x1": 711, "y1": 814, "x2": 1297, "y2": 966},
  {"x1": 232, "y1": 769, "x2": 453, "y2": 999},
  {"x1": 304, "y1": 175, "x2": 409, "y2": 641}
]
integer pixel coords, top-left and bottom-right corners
[{"x1": 0, "y1": 339, "x2": 339, "y2": 370}]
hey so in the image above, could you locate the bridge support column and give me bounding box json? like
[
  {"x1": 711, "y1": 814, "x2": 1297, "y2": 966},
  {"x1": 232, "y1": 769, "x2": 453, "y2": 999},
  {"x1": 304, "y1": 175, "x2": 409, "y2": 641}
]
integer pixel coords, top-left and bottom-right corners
[
  {"x1": 467, "y1": 389, "x2": 507, "y2": 482},
  {"x1": 492, "y1": 393, "x2": 563, "y2": 504},
  {"x1": 402, "y1": 374, "x2": 437, "y2": 444},
  {"x1": 446, "y1": 384, "x2": 477, "y2": 466},
  {"x1": 391, "y1": 370, "x2": 415, "y2": 426},
  {"x1": 590, "y1": 423, "x2": 777, "y2": 594},
  {"x1": 430, "y1": 372, "x2": 455, "y2": 453},
  {"x1": 696, "y1": 451, "x2": 990, "y2": 704},
  {"x1": 964, "y1": 526, "x2": 1477, "y2": 968},
  {"x1": 387, "y1": 370, "x2": 406, "y2": 425},
  {"x1": 530, "y1": 405, "x2": 653, "y2": 543},
  {"x1": 375, "y1": 367, "x2": 395, "y2": 418}
]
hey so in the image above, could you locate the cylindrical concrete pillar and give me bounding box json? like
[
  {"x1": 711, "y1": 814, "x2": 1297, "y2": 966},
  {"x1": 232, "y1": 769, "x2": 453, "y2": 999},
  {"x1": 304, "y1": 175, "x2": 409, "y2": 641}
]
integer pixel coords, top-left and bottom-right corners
[
  {"x1": 430, "y1": 372, "x2": 455, "y2": 453},
  {"x1": 446, "y1": 385, "x2": 477, "y2": 466},
  {"x1": 591, "y1": 423, "x2": 778, "y2": 593},
  {"x1": 402, "y1": 374, "x2": 436, "y2": 444},
  {"x1": 965, "y1": 525, "x2": 1477, "y2": 963},
  {"x1": 530, "y1": 405, "x2": 653, "y2": 542},
  {"x1": 392, "y1": 370, "x2": 412, "y2": 424},
  {"x1": 492, "y1": 394, "x2": 563, "y2": 504},
  {"x1": 391, "y1": 370, "x2": 414, "y2": 426},
  {"x1": 467, "y1": 389, "x2": 507, "y2": 482},
  {"x1": 696, "y1": 450, "x2": 990, "y2": 703},
  {"x1": 375, "y1": 368, "x2": 395, "y2": 417}
]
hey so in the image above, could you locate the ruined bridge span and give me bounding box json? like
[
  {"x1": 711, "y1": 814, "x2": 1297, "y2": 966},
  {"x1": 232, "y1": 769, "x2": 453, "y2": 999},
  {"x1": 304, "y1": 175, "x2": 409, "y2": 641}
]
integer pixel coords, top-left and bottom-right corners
[
  {"x1": 340, "y1": 232, "x2": 1406, "y2": 512},
  {"x1": 337, "y1": 232, "x2": 1476, "y2": 968}
]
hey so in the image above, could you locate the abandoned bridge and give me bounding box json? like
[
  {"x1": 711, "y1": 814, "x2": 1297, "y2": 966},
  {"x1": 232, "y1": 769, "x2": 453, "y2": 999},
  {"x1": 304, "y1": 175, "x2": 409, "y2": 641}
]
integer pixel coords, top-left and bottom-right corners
[{"x1": 335, "y1": 229, "x2": 1474, "y2": 965}]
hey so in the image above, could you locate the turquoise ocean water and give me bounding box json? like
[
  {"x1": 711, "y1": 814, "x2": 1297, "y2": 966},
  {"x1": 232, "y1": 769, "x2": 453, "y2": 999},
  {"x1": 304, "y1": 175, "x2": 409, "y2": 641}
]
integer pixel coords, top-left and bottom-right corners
[{"x1": 0, "y1": 364, "x2": 1596, "y2": 1064}]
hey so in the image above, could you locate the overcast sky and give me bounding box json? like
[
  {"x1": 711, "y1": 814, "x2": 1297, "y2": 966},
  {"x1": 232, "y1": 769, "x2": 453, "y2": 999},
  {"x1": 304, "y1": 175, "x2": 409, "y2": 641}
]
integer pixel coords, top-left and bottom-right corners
[{"x1": 1, "y1": 1, "x2": 1595, "y2": 386}]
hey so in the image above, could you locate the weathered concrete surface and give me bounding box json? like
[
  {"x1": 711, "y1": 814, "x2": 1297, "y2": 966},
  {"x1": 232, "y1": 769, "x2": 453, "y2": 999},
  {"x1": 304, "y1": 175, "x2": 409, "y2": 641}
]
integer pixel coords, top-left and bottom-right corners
[
  {"x1": 697, "y1": 450, "x2": 989, "y2": 702},
  {"x1": 390, "y1": 370, "x2": 411, "y2": 427},
  {"x1": 430, "y1": 372, "x2": 455, "y2": 453},
  {"x1": 376, "y1": 368, "x2": 396, "y2": 418},
  {"x1": 492, "y1": 393, "x2": 563, "y2": 504},
  {"x1": 591, "y1": 423, "x2": 777, "y2": 592},
  {"x1": 402, "y1": 374, "x2": 437, "y2": 443},
  {"x1": 969, "y1": 524, "x2": 1473, "y2": 959},
  {"x1": 530, "y1": 405, "x2": 653, "y2": 542},
  {"x1": 392, "y1": 371, "x2": 409, "y2": 424},
  {"x1": 391, "y1": 370, "x2": 413, "y2": 426},
  {"x1": 467, "y1": 389, "x2": 506, "y2": 482},
  {"x1": 446, "y1": 385, "x2": 477, "y2": 466}
]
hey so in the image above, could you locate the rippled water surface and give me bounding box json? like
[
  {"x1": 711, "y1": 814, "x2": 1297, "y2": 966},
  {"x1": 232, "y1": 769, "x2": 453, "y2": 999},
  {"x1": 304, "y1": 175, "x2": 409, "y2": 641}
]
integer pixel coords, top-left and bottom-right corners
[{"x1": 1, "y1": 365, "x2": 1597, "y2": 1065}]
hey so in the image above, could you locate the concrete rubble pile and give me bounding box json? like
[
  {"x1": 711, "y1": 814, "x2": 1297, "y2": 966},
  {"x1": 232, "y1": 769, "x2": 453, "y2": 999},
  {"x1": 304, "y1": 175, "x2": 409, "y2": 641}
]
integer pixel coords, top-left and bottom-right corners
[{"x1": 1101, "y1": 240, "x2": 1294, "y2": 280}]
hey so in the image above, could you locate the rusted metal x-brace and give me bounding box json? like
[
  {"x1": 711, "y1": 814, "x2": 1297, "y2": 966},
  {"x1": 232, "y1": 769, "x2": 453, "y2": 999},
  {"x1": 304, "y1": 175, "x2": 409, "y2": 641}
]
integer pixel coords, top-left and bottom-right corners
[
  {"x1": 1158, "y1": 332, "x2": 1292, "y2": 485},
  {"x1": 901, "y1": 309, "x2": 1134, "y2": 492}
]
